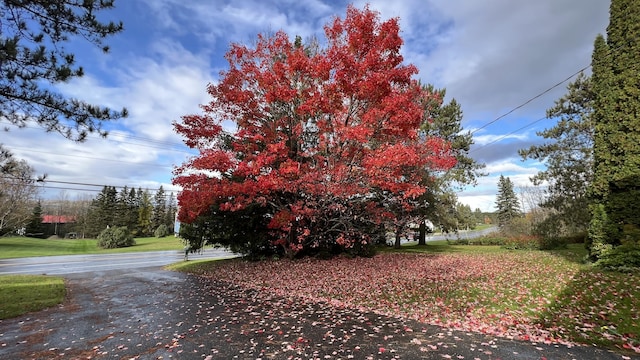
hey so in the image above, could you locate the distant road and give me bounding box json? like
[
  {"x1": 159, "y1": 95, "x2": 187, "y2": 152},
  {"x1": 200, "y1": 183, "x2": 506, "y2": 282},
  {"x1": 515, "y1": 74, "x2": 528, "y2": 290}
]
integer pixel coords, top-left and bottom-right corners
[
  {"x1": 0, "y1": 248, "x2": 236, "y2": 275},
  {"x1": 426, "y1": 226, "x2": 497, "y2": 241},
  {"x1": 1, "y1": 227, "x2": 498, "y2": 275},
  {"x1": 400, "y1": 226, "x2": 497, "y2": 244}
]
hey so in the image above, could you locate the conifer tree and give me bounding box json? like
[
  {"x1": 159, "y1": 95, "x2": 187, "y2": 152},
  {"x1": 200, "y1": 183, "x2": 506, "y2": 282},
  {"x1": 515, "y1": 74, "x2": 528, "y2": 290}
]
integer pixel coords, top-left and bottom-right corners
[
  {"x1": 495, "y1": 175, "x2": 521, "y2": 228},
  {"x1": 25, "y1": 201, "x2": 44, "y2": 238},
  {"x1": 590, "y1": 0, "x2": 640, "y2": 251},
  {"x1": 0, "y1": 0, "x2": 127, "y2": 146},
  {"x1": 519, "y1": 73, "x2": 594, "y2": 236},
  {"x1": 151, "y1": 186, "x2": 167, "y2": 231}
]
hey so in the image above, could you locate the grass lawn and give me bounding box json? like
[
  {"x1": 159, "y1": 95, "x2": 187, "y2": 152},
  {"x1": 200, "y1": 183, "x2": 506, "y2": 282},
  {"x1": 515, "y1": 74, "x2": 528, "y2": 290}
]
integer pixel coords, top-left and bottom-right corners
[
  {"x1": 174, "y1": 243, "x2": 640, "y2": 354},
  {"x1": 0, "y1": 235, "x2": 184, "y2": 259},
  {"x1": 0, "y1": 275, "x2": 65, "y2": 320}
]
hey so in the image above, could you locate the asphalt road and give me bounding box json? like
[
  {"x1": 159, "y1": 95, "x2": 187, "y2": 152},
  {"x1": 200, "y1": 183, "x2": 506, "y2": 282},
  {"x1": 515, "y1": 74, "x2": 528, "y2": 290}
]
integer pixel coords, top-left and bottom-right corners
[
  {"x1": 0, "y1": 248, "x2": 236, "y2": 275},
  {"x1": 1, "y1": 227, "x2": 497, "y2": 276}
]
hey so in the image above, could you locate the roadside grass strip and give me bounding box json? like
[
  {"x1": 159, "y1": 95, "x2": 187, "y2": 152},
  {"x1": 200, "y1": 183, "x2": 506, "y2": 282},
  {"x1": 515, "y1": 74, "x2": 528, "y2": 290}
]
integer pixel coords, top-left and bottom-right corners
[
  {"x1": 0, "y1": 236, "x2": 184, "y2": 259},
  {"x1": 0, "y1": 275, "x2": 65, "y2": 319}
]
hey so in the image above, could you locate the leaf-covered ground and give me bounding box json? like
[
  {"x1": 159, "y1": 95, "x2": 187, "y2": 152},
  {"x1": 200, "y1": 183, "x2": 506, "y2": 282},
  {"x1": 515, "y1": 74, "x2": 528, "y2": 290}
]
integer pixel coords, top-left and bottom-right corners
[
  {"x1": 198, "y1": 249, "x2": 640, "y2": 354},
  {"x1": 1, "y1": 264, "x2": 635, "y2": 359}
]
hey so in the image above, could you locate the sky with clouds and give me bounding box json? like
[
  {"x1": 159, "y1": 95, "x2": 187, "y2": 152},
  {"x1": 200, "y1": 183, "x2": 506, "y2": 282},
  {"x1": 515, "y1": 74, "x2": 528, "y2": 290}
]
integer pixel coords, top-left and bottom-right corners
[{"x1": 1, "y1": 0, "x2": 610, "y2": 212}]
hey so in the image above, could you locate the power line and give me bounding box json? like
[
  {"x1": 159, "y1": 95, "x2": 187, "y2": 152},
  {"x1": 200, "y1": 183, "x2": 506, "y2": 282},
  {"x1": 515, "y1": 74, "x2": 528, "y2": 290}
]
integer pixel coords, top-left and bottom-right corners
[
  {"x1": 470, "y1": 115, "x2": 549, "y2": 154},
  {"x1": 470, "y1": 65, "x2": 590, "y2": 136},
  {"x1": 1, "y1": 174, "x2": 181, "y2": 194},
  {"x1": 470, "y1": 24, "x2": 640, "y2": 149},
  {"x1": 41, "y1": 179, "x2": 180, "y2": 193}
]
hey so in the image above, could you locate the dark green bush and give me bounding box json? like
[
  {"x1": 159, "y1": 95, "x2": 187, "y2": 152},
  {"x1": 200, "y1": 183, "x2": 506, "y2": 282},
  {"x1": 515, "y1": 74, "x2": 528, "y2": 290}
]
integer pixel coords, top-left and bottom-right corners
[
  {"x1": 154, "y1": 224, "x2": 170, "y2": 238},
  {"x1": 97, "y1": 226, "x2": 135, "y2": 249},
  {"x1": 538, "y1": 236, "x2": 568, "y2": 250},
  {"x1": 595, "y1": 244, "x2": 640, "y2": 272}
]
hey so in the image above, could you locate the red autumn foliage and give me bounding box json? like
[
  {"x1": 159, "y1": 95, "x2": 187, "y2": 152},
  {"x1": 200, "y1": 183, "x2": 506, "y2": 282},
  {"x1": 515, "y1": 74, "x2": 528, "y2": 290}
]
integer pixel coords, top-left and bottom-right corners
[{"x1": 173, "y1": 5, "x2": 456, "y2": 256}]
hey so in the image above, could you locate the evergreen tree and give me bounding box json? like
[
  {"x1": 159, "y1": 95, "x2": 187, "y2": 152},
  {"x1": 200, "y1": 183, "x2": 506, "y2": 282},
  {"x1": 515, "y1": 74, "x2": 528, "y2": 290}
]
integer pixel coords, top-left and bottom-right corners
[
  {"x1": 495, "y1": 175, "x2": 521, "y2": 228},
  {"x1": 590, "y1": 0, "x2": 640, "y2": 252},
  {"x1": 86, "y1": 186, "x2": 117, "y2": 236},
  {"x1": 136, "y1": 188, "x2": 152, "y2": 237},
  {"x1": 151, "y1": 186, "x2": 167, "y2": 231},
  {"x1": 0, "y1": 0, "x2": 127, "y2": 147},
  {"x1": 25, "y1": 201, "x2": 44, "y2": 238},
  {"x1": 415, "y1": 86, "x2": 485, "y2": 244},
  {"x1": 165, "y1": 192, "x2": 177, "y2": 232},
  {"x1": 473, "y1": 208, "x2": 483, "y2": 225},
  {"x1": 116, "y1": 186, "x2": 137, "y2": 230},
  {"x1": 519, "y1": 73, "x2": 594, "y2": 236}
]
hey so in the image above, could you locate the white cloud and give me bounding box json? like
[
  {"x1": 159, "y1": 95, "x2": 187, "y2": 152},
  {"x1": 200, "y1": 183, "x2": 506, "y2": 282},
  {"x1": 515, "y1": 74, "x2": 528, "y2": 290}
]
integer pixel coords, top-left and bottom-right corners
[{"x1": 2, "y1": 0, "x2": 608, "y2": 209}]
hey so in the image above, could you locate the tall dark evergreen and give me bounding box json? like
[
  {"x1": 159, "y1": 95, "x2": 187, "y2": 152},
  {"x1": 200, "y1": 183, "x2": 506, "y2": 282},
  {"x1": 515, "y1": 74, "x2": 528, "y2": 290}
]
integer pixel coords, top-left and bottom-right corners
[
  {"x1": 152, "y1": 186, "x2": 167, "y2": 232},
  {"x1": 590, "y1": 0, "x2": 640, "y2": 254},
  {"x1": 0, "y1": 0, "x2": 127, "y2": 146},
  {"x1": 165, "y1": 192, "x2": 177, "y2": 231},
  {"x1": 136, "y1": 188, "x2": 152, "y2": 236},
  {"x1": 86, "y1": 186, "x2": 118, "y2": 236},
  {"x1": 117, "y1": 186, "x2": 138, "y2": 230},
  {"x1": 495, "y1": 175, "x2": 521, "y2": 228},
  {"x1": 25, "y1": 201, "x2": 44, "y2": 238}
]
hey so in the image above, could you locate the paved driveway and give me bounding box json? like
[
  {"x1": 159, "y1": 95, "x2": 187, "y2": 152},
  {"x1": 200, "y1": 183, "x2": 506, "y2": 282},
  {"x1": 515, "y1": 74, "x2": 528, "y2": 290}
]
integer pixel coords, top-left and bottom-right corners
[{"x1": 1, "y1": 266, "x2": 636, "y2": 359}]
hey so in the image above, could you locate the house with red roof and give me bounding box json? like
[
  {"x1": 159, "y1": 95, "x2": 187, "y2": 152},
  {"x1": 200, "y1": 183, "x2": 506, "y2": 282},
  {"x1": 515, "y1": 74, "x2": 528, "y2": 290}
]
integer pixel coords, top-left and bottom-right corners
[{"x1": 42, "y1": 215, "x2": 77, "y2": 238}]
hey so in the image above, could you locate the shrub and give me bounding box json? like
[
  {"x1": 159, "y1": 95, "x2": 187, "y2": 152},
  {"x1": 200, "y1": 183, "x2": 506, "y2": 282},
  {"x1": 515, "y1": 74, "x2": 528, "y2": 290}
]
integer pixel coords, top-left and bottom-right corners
[
  {"x1": 587, "y1": 204, "x2": 615, "y2": 260},
  {"x1": 502, "y1": 235, "x2": 540, "y2": 250},
  {"x1": 538, "y1": 236, "x2": 568, "y2": 250},
  {"x1": 97, "y1": 226, "x2": 135, "y2": 249},
  {"x1": 154, "y1": 224, "x2": 170, "y2": 238},
  {"x1": 595, "y1": 244, "x2": 640, "y2": 272}
]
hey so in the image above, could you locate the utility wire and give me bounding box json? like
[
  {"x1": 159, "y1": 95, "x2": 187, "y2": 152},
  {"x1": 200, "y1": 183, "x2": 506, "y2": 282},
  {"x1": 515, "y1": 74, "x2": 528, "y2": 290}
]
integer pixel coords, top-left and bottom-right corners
[
  {"x1": 470, "y1": 65, "x2": 590, "y2": 136},
  {"x1": 471, "y1": 27, "x2": 640, "y2": 148},
  {"x1": 470, "y1": 115, "x2": 549, "y2": 154}
]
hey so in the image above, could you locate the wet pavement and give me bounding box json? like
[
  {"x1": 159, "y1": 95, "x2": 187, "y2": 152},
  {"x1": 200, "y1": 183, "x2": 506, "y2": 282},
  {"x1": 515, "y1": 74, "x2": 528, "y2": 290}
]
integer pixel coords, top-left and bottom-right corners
[
  {"x1": 0, "y1": 248, "x2": 236, "y2": 275},
  {"x1": 0, "y1": 267, "x2": 637, "y2": 360}
]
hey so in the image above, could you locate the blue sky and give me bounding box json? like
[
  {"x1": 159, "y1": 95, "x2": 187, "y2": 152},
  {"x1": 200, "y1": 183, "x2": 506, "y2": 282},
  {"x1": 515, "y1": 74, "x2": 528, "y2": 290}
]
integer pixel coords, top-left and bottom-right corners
[{"x1": 2, "y1": 0, "x2": 609, "y2": 211}]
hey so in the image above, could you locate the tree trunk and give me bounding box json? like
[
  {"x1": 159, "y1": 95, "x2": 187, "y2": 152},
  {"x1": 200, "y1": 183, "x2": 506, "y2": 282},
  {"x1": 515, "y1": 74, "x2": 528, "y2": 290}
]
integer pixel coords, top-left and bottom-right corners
[
  {"x1": 418, "y1": 221, "x2": 426, "y2": 246},
  {"x1": 394, "y1": 228, "x2": 402, "y2": 249}
]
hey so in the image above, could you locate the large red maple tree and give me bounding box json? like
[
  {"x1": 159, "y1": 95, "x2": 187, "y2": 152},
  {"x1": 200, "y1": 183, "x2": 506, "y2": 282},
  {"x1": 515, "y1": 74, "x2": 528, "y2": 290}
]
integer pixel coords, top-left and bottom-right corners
[{"x1": 173, "y1": 5, "x2": 456, "y2": 257}]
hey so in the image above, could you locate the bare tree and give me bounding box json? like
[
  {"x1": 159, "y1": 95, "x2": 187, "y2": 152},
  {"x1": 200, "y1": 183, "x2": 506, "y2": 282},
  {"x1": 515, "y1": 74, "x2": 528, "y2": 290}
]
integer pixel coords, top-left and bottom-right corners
[{"x1": 0, "y1": 160, "x2": 39, "y2": 234}]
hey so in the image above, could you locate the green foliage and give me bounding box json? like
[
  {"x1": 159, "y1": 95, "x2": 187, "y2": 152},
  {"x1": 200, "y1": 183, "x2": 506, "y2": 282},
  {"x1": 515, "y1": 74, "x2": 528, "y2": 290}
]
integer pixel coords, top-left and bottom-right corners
[
  {"x1": 154, "y1": 224, "x2": 170, "y2": 238},
  {"x1": 495, "y1": 175, "x2": 522, "y2": 229},
  {"x1": 537, "y1": 236, "x2": 568, "y2": 251},
  {"x1": 0, "y1": 0, "x2": 127, "y2": 142},
  {"x1": 587, "y1": 203, "x2": 614, "y2": 260},
  {"x1": 151, "y1": 186, "x2": 167, "y2": 232},
  {"x1": 25, "y1": 201, "x2": 44, "y2": 238},
  {"x1": 97, "y1": 226, "x2": 135, "y2": 249},
  {"x1": 416, "y1": 85, "x2": 486, "y2": 236},
  {"x1": 0, "y1": 157, "x2": 38, "y2": 235},
  {"x1": 590, "y1": 0, "x2": 640, "y2": 249},
  {"x1": 136, "y1": 189, "x2": 153, "y2": 237},
  {"x1": 464, "y1": 235, "x2": 507, "y2": 246},
  {"x1": 595, "y1": 243, "x2": 640, "y2": 272},
  {"x1": 519, "y1": 73, "x2": 594, "y2": 235},
  {"x1": 180, "y1": 203, "x2": 279, "y2": 260},
  {"x1": 500, "y1": 217, "x2": 530, "y2": 237}
]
